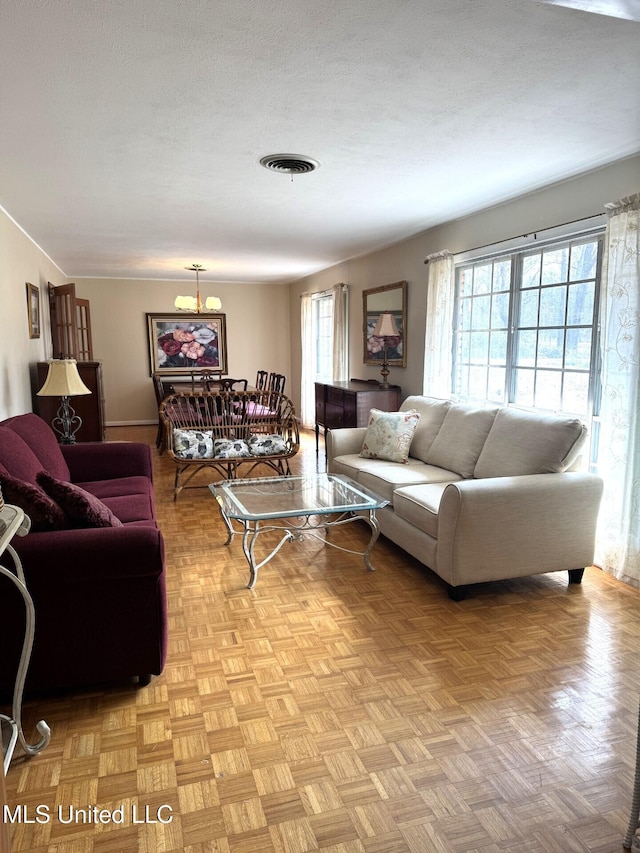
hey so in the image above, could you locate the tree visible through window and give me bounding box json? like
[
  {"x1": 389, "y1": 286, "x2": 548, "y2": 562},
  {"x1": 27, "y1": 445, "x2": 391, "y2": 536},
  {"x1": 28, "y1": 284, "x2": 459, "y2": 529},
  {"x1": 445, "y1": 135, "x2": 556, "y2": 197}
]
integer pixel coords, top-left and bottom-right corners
[{"x1": 453, "y1": 235, "x2": 603, "y2": 420}]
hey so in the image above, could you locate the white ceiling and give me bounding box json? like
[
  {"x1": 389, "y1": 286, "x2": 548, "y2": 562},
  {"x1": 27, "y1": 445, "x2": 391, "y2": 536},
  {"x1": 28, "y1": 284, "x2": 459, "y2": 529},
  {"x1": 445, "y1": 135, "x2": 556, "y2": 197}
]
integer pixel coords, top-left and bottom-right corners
[{"x1": 1, "y1": 0, "x2": 639, "y2": 283}]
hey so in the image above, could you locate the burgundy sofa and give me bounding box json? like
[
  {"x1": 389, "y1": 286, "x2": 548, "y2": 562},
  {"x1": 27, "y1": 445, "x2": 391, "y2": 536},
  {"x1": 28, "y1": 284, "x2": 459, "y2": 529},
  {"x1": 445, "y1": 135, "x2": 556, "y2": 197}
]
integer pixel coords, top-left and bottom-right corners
[{"x1": 0, "y1": 413, "x2": 167, "y2": 695}]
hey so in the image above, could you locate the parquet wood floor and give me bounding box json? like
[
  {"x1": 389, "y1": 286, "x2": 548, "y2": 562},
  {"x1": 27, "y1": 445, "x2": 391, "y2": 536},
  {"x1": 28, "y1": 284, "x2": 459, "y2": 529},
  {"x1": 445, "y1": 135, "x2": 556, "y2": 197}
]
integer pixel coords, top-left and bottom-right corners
[{"x1": 3, "y1": 427, "x2": 640, "y2": 852}]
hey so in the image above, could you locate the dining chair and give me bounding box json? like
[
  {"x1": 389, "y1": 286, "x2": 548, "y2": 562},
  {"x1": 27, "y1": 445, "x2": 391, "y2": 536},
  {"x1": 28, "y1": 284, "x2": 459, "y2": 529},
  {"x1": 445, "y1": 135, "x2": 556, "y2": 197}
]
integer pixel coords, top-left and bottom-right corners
[
  {"x1": 268, "y1": 373, "x2": 286, "y2": 394},
  {"x1": 152, "y1": 374, "x2": 175, "y2": 451},
  {"x1": 245, "y1": 376, "x2": 285, "y2": 420},
  {"x1": 220, "y1": 378, "x2": 248, "y2": 392},
  {"x1": 255, "y1": 370, "x2": 269, "y2": 391},
  {"x1": 203, "y1": 370, "x2": 224, "y2": 391}
]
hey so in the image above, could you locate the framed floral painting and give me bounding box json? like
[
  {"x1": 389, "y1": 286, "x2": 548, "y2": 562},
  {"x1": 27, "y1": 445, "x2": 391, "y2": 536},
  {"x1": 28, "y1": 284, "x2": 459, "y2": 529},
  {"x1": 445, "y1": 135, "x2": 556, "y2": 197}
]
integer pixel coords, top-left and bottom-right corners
[{"x1": 146, "y1": 313, "x2": 228, "y2": 376}]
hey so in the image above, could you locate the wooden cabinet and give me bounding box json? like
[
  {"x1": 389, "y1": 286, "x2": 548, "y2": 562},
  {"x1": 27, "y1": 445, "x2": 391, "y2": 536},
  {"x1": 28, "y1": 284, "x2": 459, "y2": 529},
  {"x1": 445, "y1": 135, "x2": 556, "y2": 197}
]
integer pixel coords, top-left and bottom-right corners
[
  {"x1": 35, "y1": 361, "x2": 106, "y2": 442},
  {"x1": 315, "y1": 380, "x2": 402, "y2": 452}
]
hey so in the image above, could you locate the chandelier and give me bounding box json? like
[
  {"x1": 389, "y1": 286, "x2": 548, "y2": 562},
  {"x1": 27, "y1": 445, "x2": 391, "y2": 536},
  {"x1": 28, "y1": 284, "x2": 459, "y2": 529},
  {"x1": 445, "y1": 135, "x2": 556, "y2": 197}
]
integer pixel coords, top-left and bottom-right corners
[{"x1": 174, "y1": 264, "x2": 222, "y2": 313}]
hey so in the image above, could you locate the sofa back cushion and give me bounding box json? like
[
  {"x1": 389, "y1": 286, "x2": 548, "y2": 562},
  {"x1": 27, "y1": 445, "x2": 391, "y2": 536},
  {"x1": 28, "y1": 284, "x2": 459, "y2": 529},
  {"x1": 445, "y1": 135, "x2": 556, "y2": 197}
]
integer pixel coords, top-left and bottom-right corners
[
  {"x1": 3, "y1": 413, "x2": 70, "y2": 481},
  {"x1": 474, "y1": 406, "x2": 587, "y2": 478},
  {"x1": 425, "y1": 404, "x2": 498, "y2": 478},
  {"x1": 0, "y1": 425, "x2": 46, "y2": 485},
  {"x1": 400, "y1": 396, "x2": 451, "y2": 462}
]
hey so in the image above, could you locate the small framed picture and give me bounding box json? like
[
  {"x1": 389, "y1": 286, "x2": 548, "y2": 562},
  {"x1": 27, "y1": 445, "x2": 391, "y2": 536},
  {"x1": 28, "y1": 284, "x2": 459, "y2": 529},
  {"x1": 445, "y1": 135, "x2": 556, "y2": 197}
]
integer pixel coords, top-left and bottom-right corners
[
  {"x1": 146, "y1": 313, "x2": 228, "y2": 376},
  {"x1": 26, "y1": 282, "x2": 40, "y2": 339}
]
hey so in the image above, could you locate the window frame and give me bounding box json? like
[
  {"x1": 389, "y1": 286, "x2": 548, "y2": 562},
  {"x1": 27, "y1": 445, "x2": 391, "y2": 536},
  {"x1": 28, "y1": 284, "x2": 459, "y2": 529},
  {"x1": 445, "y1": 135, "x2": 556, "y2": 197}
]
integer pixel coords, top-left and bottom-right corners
[
  {"x1": 311, "y1": 291, "x2": 334, "y2": 383},
  {"x1": 452, "y1": 231, "x2": 604, "y2": 423}
]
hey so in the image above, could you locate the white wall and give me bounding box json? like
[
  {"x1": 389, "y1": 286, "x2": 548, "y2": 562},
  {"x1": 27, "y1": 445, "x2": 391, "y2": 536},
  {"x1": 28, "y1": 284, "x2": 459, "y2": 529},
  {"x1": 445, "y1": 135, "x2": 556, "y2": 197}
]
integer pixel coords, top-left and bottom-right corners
[
  {"x1": 0, "y1": 211, "x2": 67, "y2": 420},
  {"x1": 75, "y1": 277, "x2": 291, "y2": 424},
  {"x1": 2, "y1": 154, "x2": 638, "y2": 425},
  {"x1": 287, "y1": 155, "x2": 640, "y2": 414}
]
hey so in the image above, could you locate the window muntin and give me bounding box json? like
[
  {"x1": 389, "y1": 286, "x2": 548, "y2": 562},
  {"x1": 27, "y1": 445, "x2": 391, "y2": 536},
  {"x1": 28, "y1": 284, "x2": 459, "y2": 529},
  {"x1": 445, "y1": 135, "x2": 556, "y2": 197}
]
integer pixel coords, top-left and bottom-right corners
[{"x1": 453, "y1": 235, "x2": 602, "y2": 419}]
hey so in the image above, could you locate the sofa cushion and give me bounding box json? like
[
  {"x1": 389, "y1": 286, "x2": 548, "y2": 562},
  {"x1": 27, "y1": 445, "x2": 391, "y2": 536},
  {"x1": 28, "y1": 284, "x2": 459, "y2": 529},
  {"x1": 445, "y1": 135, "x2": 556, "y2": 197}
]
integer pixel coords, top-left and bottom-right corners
[
  {"x1": 400, "y1": 396, "x2": 451, "y2": 462},
  {"x1": 0, "y1": 426, "x2": 45, "y2": 485},
  {"x1": 474, "y1": 407, "x2": 588, "y2": 478},
  {"x1": 359, "y1": 463, "x2": 462, "y2": 505},
  {"x1": 78, "y1": 477, "x2": 156, "y2": 523},
  {"x1": 360, "y1": 409, "x2": 420, "y2": 464},
  {"x1": 37, "y1": 471, "x2": 124, "y2": 528},
  {"x1": 0, "y1": 471, "x2": 67, "y2": 531},
  {"x1": 101, "y1": 494, "x2": 157, "y2": 524},
  {"x1": 76, "y1": 476, "x2": 154, "y2": 501},
  {"x1": 3, "y1": 413, "x2": 70, "y2": 481},
  {"x1": 393, "y1": 483, "x2": 450, "y2": 538},
  {"x1": 426, "y1": 404, "x2": 498, "y2": 478}
]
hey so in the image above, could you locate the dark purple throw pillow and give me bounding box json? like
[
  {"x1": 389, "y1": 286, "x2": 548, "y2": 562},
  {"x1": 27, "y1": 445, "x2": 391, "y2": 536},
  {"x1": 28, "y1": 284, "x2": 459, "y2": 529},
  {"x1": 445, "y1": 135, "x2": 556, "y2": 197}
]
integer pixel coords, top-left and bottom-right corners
[
  {"x1": 36, "y1": 471, "x2": 123, "y2": 529},
  {"x1": 0, "y1": 472, "x2": 67, "y2": 531}
]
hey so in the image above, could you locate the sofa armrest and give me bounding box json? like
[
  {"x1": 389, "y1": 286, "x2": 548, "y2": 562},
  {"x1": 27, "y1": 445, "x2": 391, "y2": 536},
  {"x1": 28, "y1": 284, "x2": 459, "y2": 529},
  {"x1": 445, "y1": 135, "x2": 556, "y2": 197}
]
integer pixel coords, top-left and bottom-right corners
[
  {"x1": 326, "y1": 428, "x2": 367, "y2": 469},
  {"x1": 436, "y1": 472, "x2": 603, "y2": 586},
  {"x1": 62, "y1": 441, "x2": 154, "y2": 483},
  {"x1": 13, "y1": 524, "x2": 164, "y2": 582}
]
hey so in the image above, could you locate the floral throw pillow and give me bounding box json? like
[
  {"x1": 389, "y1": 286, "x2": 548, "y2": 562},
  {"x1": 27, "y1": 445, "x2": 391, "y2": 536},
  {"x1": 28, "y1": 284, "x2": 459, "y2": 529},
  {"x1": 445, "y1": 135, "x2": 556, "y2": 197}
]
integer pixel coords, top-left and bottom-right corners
[
  {"x1": 248, "y1": 434, "x2": 287, "y2": 456},
  {"x1": 359, "y1": 409, "x2": 420, "y2": 464},
  {"x1": 173, "y1": 429, "x2": 214, "y2": 459},
  {"x1": 213, "y1": 439, "x2": 251, "y2": 459},
  {"x1": 36, "y1": 471, "x2": 123, "y2": 528},
  {"x1": 0, "y1": 471, "x2": 67, "y2": 531}
]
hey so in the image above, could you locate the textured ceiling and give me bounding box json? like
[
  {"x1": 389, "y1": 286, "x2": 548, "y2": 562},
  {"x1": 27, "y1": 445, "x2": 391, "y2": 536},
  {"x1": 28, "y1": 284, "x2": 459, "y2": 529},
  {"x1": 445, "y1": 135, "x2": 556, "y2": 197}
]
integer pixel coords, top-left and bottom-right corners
[{"x1": 1, "y1": 0, "x2": 639, "y2": 283}]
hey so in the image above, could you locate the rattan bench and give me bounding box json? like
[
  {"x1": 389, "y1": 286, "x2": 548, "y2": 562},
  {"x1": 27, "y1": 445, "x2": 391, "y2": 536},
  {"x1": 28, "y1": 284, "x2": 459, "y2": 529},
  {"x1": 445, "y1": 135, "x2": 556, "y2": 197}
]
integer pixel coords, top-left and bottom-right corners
[{"x1": 159, "y1": 390, "x2": 300, "y2": 500}]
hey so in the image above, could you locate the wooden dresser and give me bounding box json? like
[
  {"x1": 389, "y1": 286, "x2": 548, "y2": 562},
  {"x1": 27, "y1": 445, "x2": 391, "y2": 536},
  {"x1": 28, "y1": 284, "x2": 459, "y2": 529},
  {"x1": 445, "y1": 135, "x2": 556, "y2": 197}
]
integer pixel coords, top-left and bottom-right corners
[
  {"x1": 35, "y1": 361, "x2": 106, "y2": 442},
  {"x1": 315, "y1": 380, "x2": 402, "y2": 453}
]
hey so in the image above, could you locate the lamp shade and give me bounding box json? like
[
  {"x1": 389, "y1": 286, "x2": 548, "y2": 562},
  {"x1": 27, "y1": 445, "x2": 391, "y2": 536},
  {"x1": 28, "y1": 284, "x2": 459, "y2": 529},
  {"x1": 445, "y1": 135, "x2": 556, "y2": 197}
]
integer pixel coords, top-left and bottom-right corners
[
  {"x1": 373, "y1": 311, "x2": 399, "y2": 337},
  {"x1": 174, "y1": 295, "x2": 196, "y2": 310},
  {"x1": 37, "y1": 359, "x2": 91, "y2": 397},
  {"x1": 205, "y1": 296, "x2": 222, "y2": 311}
]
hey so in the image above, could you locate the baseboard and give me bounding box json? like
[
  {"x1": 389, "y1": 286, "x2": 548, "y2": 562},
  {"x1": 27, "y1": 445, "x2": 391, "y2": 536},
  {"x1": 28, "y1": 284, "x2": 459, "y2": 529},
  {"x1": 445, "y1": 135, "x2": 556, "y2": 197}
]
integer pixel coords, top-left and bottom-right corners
[{"x1": 106, "y1": 420, "x2": 157, "y2": 427}]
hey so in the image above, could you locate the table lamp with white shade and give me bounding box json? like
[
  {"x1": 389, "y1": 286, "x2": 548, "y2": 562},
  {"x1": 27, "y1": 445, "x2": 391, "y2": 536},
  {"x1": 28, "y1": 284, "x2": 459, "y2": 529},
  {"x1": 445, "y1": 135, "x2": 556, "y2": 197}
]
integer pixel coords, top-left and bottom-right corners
[
  {"x1": 36, "y1": 359, "x2": 92, "y2": 444},
  {"x1": 372, "y1": 311, "x2": 400, "y2": 388}
]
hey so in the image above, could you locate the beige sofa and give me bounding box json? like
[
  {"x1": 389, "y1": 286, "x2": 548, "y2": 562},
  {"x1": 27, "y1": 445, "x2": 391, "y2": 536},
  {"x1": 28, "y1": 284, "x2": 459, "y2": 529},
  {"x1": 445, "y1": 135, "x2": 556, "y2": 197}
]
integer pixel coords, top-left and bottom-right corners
[{"x1": 327, "y1": 395, "x2": 603, "y2": 599}]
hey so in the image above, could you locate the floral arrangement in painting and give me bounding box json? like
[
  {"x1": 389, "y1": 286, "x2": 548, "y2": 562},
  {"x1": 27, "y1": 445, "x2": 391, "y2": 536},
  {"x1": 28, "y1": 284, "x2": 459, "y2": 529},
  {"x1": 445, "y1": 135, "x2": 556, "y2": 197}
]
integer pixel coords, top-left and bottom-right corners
[
  {"x1": 147, "y1": 313, "x2": 228, "y2": 375},
  {"x1": 157, "y1": 323, "x2": 219, "y2": 368}
]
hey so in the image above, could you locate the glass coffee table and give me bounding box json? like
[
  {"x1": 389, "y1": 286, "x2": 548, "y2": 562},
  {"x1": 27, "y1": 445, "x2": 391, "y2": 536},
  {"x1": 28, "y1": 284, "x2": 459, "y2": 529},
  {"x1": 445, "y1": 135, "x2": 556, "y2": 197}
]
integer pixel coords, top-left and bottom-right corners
[{"x1": 209, "y1": 473, "x2": 389, "y2": 588}]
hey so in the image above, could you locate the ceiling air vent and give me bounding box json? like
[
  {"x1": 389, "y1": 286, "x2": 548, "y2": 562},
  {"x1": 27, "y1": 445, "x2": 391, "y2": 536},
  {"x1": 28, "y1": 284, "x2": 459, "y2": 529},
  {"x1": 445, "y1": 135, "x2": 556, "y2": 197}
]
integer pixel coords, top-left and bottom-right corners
[{"x1": 259, "y1": 154, "x2": 320, "y2": 175}]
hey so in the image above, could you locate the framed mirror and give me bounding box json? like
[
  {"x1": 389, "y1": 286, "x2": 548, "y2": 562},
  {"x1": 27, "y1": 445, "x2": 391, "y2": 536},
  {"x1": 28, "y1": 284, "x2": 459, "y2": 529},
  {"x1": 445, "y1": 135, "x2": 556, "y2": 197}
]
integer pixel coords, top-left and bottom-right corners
[{"x1": 363, "y1": 280, "x2": 407, "y2": 367}]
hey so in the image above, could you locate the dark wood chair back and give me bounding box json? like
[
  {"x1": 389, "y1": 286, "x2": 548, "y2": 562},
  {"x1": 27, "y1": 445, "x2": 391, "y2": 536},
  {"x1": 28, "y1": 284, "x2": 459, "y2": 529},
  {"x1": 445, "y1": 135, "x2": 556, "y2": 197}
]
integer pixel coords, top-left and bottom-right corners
[
  {"x1": 220, "y1": 378, "x2": 248, "y2": 392},
  {"x1": 255, "y1": 370, "x2": 269, "y2": 391},
  {"x1": 268, "y1": 373, "x2": 286, "y2": 394},
  {"x1": 152, "y1": 373, "x2": 176, "y2": 451}
]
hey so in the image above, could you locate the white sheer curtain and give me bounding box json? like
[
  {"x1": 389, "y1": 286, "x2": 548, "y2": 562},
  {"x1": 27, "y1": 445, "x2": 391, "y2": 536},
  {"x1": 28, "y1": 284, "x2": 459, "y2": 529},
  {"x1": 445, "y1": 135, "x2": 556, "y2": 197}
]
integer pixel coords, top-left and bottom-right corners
[
  {"x1": 300, "y1": 284, "x2": 349, "y2": 430},
  {"x1": 595, "y1": 193, "x2": 640, "y2": 586},
  {"x1": 423, "y1": 251, "x2": 454, "y2": 397},
  {"x1": 300, "y1": 292, "x2": 315, "y2": 429},
  {"x1": 332, "y1": 283, "x2": 349, "y2": 383}
]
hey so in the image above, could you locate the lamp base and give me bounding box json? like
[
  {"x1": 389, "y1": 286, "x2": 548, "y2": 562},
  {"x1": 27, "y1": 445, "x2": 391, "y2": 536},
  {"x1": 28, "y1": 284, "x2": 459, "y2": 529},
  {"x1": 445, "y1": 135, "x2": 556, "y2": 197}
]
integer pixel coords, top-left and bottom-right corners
[
  {"x1": 379, "y1": 345, "x2": 391, "y2": 388},
  {"x1": 51, "y1": 397, "x2": 83, "y2": 445}
]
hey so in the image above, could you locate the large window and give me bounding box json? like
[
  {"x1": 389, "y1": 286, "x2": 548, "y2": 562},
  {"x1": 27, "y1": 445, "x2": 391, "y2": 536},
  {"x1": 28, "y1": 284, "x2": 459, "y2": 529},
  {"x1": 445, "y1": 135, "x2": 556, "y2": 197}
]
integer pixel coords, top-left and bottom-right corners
[
  {"x1": 313, "y1": 292, "x2": 334, "y2": 381},
  {"x1": 453, "y1": 234, "x2": 603, "y2": 420},
  {"x1": 300, "y1": 284, "x2": 348, "y2": 429}
]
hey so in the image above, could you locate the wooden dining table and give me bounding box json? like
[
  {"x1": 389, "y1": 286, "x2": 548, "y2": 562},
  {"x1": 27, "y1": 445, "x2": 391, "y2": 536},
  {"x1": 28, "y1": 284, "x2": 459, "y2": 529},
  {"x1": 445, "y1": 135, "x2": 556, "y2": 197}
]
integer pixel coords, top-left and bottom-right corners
[{"x1": 170, "y1": 380, "x2": 256, "y2": 394}]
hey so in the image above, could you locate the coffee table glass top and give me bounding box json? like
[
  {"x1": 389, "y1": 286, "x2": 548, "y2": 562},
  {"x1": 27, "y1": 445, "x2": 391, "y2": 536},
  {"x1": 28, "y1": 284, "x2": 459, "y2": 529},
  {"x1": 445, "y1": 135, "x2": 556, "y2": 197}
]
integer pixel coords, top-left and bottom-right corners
[{"x1": 209, "y1": 473, "x2": 388, "y2": 520}]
